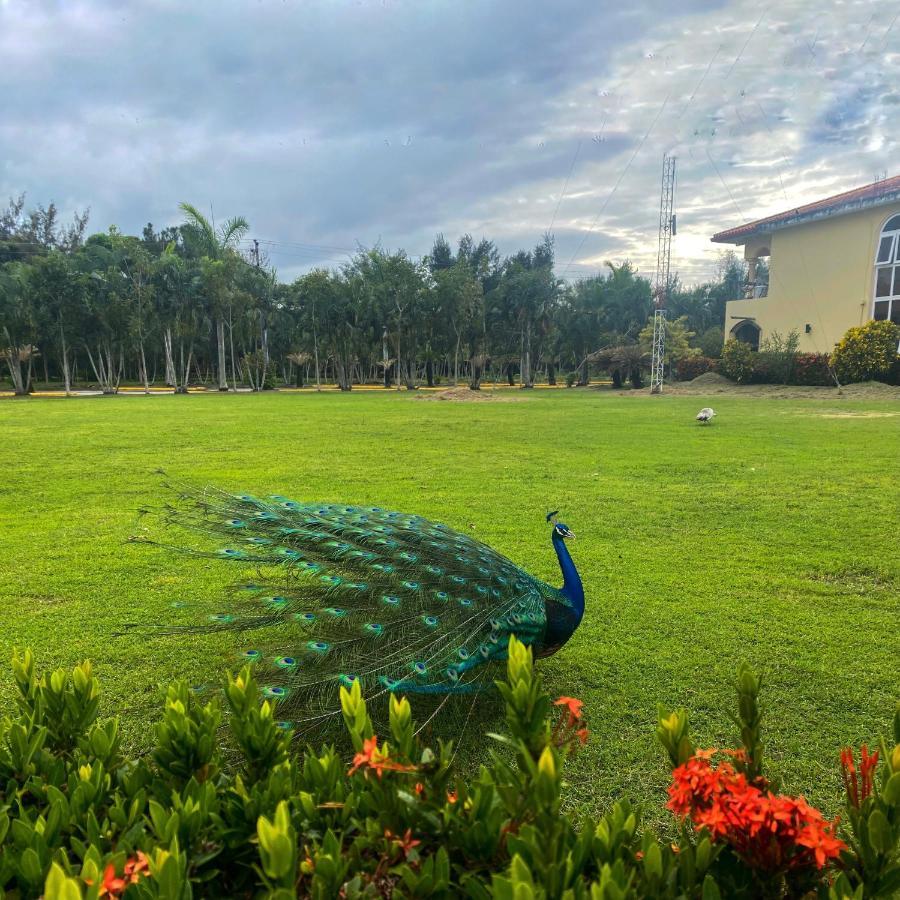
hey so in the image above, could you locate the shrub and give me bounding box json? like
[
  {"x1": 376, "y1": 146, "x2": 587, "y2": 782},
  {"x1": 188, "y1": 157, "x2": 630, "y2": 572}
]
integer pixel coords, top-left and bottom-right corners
[
  {"x1": 718, "y1": 339, "x2": 755, "y2": 383},
  {"x1": 755, "y1": 330, "x2": 800, "y2": 384},
  {"x1": 675, "y1": 356, "x2": 716, "y2": 381},
  {"x1": 1, "y1": 645, "x2": 897, "y2": 899},
  {"x1": 831, "y1": 320, "x2": 900, "y2": 384},
  {"x1": 793, "y1": 353, "x2": 833, "y2": 386}
]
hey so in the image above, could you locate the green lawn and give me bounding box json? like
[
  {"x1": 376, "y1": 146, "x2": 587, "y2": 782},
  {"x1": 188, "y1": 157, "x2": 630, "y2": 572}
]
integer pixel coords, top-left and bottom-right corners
[{"x1": 1, "y1": 389, "x2": 898, "y2": 823}]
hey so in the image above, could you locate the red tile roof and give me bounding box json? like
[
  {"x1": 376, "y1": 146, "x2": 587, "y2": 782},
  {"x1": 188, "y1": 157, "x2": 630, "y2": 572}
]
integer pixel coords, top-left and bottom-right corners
[{"x1": 711, "y1": 174, "x2": 900, "y2": 244}]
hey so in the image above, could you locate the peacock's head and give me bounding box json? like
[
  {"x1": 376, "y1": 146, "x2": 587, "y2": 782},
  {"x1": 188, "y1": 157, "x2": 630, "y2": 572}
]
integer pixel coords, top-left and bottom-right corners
[{"x1": 546, "y1": 510, "x2": 575, "y2": 540}]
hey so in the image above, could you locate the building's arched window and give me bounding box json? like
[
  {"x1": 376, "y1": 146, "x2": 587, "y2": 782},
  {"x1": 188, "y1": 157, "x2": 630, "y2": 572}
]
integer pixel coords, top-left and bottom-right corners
[
  {"x1": 731, "y1": 319, "x2": 761, "y2": 350},
  {"x1": 873, "y1": 214, "x2": 900, "y2": 324}
]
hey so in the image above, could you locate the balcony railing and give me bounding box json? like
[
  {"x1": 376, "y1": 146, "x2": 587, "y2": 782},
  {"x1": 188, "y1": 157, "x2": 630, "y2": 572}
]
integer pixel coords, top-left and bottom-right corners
[{"x1": 741, "y1": 281, "x2": 769, "y2": 299}]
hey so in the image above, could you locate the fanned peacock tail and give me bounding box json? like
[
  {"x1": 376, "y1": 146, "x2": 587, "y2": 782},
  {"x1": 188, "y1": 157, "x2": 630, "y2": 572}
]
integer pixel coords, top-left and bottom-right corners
[{"x1": 132, "y1": 484, "x2": 585, "y2": 735}]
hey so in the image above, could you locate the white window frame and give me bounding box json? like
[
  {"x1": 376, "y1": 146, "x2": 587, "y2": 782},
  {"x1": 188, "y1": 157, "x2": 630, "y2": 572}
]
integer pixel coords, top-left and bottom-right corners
[{"x1": 872, "y1": 214, "x2": 900, "y2": 325}]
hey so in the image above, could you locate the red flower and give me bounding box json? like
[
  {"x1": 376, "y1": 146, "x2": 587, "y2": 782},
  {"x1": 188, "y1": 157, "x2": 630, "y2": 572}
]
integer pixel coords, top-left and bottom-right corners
[
  {"x1": 668, "y1": 750, "x2": 845, "y2": 874},
  {"x1": 841, "y1": 745, "x2": 879, "y2": 809},
  {"x1": 446, "y1": 790, "x2": 458, "y2": 804}
]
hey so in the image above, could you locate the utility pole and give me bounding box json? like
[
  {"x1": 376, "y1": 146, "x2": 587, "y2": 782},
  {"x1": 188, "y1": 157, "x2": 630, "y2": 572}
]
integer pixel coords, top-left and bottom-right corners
[{"x1": 650, "y1": 153, "x2": 676, "y2": 394}]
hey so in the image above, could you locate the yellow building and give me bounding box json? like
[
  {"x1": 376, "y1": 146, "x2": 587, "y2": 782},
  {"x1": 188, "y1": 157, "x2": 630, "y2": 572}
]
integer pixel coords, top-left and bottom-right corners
[{"x1": 712, "y1": 175, "x2": 900, "y2": 353}]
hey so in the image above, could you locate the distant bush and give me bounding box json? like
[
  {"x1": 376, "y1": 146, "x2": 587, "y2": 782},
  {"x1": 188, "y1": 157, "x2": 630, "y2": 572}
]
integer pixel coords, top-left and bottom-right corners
[
  {"x1": 4, "y1": 645, "x2": 899, "y2": 899},
  {"x1": 831, "y1": 320, "x2": 900, "y2": 384},
  {"x1": 697, "y1": 326, "x2": 725, "y2": 358},
  {"x1": 675, "y1": 356, "x2": 717, "y2": 381},
  {"x1": 793, "y1": 353, "x2": 833, "y2": 386},
  {"x1": 717, "y1": 339, "x2": 755, "y2": 383}
]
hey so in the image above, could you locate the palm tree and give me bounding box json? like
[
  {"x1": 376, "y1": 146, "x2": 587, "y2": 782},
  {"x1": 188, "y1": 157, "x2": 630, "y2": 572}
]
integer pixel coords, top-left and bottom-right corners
[{"x1": 178, "y1": 202, "x2": 249, "y2": 391}]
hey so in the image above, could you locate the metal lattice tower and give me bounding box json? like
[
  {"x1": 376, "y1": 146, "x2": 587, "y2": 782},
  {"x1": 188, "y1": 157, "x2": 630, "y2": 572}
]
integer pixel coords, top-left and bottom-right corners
[{"x1": 650, "y1": 154, "x2": 676, "y2": 394}]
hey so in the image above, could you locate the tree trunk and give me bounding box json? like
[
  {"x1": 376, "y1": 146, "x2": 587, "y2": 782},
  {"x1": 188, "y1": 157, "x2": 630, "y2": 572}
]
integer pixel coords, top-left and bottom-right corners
[
  {"x1": 59, "y1": 324, "x2": 72, "y2": 396},
  {"x1": 163, "y1": 327, "x2": 176, "y2": 387},
  {"x1": 425, "y1": 355, "x2": 434, "y2": 388},
  {"x1": 313, "y1": 328, "x2": 321, "y2": 391},
  {"x1": 522, "y1": 320, "x2": 534, "y2": 388},
  {"x1": 216, "y1": 318, "x2": 228, "y2": 390},
  {"x1": 547, "y1": 360, "x2": 556, "y2": 386},
  {"x1": 228, "y1": 309, "x2": 238, "y2": 391},
  {"x1": 506, "y1": 363, "x2": 515, "y2": 386}
]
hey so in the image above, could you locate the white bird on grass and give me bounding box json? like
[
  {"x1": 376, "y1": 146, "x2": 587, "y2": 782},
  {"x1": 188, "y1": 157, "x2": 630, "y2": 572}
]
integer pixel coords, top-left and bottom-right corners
[{"x1": 696, "y1": 407, "x2": 716, "y2": 424}]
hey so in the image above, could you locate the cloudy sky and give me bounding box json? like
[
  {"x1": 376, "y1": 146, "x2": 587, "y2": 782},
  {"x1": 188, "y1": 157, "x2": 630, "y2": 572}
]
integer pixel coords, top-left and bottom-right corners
[{"x1": 1, "y1": 0, "x2": 897, "y2": 284}]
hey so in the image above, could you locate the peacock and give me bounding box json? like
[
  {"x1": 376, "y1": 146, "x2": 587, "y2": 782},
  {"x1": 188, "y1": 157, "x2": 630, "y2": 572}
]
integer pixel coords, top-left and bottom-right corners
[
  {"x1": 135, "y1": 486, "x2": 585, "y2": 732},
  {"x1": 696, "y1": 407, "x2": 716, "y2": 424}
]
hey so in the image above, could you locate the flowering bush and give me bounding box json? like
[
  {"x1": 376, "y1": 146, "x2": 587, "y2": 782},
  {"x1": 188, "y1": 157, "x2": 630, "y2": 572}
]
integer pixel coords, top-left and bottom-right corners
[
  {"x1": 793, "y1": 353, "x2": 833, "y2": 385},
  {"x1": 675, "y1": 356, "x2": 717, "y2": 381},
  {"x1": 0, "y1": 645, "x2": 897, "y2": 898},
  {"x1": 831, "y1": 320, "x2": 900, "y2": 384},
  {"x1": 717, "y1": 339, "x2": 755, "y2": 383}
]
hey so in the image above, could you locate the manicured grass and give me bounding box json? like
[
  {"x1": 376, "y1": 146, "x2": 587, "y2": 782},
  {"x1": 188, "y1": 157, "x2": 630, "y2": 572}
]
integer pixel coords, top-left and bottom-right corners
[{"x1": 0, "y1": 389, "x2": 898, "y2": 823}]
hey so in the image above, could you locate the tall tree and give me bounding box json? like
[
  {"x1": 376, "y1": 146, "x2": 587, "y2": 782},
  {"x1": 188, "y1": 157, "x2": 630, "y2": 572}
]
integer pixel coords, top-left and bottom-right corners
[{"x1": 178, "y1": 202, "x2": 249, "y2": 391}]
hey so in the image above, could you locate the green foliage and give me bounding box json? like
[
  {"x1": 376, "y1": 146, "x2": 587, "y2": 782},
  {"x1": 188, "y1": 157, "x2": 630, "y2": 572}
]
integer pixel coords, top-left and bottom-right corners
[
  {"x1": 831, "y1": 320, "x2": 900, "y2": 384},
  {"x1": 717, "y1": 339, "x2": 755, "y2": 383},
  {"x1": 754, "y1": 329, "x2": 801, "y2": 384},
  {"x1": 3, "y1": 643, "x2": 896, "y2": 898}
]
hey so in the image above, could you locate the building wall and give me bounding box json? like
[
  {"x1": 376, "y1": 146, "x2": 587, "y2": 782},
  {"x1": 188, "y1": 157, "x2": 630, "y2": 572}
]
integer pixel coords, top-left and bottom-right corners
[{"x1": 724, "y1": 201, "x2": 900, "y2": 353}]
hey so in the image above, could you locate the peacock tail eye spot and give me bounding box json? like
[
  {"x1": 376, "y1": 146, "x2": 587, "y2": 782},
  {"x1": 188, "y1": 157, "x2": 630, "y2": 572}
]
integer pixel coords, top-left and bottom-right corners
[
  {"x1": 278, "y1": 527, "x2": 302, "y2": 535},
  {"x1": 306, "y1": 641, "x2": 330, "y2": 653},
  {"x1": 281, "y1": 501, "x2": 299, "y2": 509},
  {"x1": 422, "y1": 615, "x2": 439, "y2": 628},
  {"x1": 446, "y1": 667, "x2": 459, "y2": 681},
  {"x1": 218, "y1": 549, "x2": 245, "y2": 558},
  {"x1": 382, "y1": 595, "x2": 400, "y2": 606},
  {"x1": 398, "y1": 552, "x2": 417, "y2": 562},
  {"x1": 298, "y1": 561, "x2": 320, "y2": 571},
  {"x1": 171, "y1": 601, "x2": 189, "y2": 608},
  {"x1": 450, "y1": 576, "x2": 466, "y2": 584},
  {"x1": 457, "y1": 647, "x2": 470, "y2": 660},
  {"x1": 378, "y1": 675, "x2": 400, "y2": 690},
  {"x1": 337, "y1": 674, "x2": 357, "y2": 687},
  {"x1": 320, "y1": 575, "x2": 342, "y2": 586},
  {"x1": 411, "y1": 661, "x2": 428, "y2": 676},
  {"x1": 477, "y1": 567, "x2": 490, "y2": 576},
  {"x1": 263, "y1": 686, "x2": 287, "y2": 699},
  {"x1": 402, "y1": 580, "x2": 420, "y2": 591},
  {"x1": 234, "y1": 494, "x2": 256, "y2": 502},
  {"x1": 496, "y1": 576, "x2": 508, "y2": 585},
  {"x1": 255, "y1": 512, "x2": 277, "y2": 521},
  {"x1": 226, "y1": 519, "x2": 245, "y2": 527},
  {"x1": 363, "y1": 623, "x2": 384, "y2": 634},
  {"x1": 458, "y1": 598, "x2": 473, "y2": 607},
  {"x1": 274, "y1": 656, "x2": 297, "y2": 669},
  {"x1": 475, "y1": 585, "x2": 488, "y2": 595},
  {"x1": 278, "y1": 549, "x2": 302, "y2": 559},
  {"x1": 265, "y1": 596, "x2": 288, "y2": 610},
  {"x1": 324, "y1": 607, "x2": 346, "y2": 617},
  {"x1": 425, "y1": 565, "x2": 443, "y2": 576},
  {"x1": 479, "y1": 644, "x2": 490, "y2": 658},
  {"x1": 241, "y1": 649, "x2": 261, "y2": 661},
  {"x1": 435, "y1": 591, "x2": 449, "y2": 601},
  {"x1": 210, "y1": 613, "x2": 235, "y2": 623},
  {"x1": 345, "y1": 582, "x2": 368, "y2": 591},
  {"x1": 491, "y1": 588, "x2": 502, "y2": 599},
  {"x1": 246, "y1": 537, "x2": 272, "y2": 545},
  {"x1": 275, "y1": 720, "x2": 294, "y2": 730},
  {"x1": 294, "y1": 612, "x2": 316, "y2": 622}
]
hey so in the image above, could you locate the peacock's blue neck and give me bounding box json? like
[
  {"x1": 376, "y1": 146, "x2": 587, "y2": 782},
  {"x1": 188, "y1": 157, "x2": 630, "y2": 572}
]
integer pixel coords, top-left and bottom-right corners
[{"x1": 552, "y1": 532, "x2": 584, "y2": 620}]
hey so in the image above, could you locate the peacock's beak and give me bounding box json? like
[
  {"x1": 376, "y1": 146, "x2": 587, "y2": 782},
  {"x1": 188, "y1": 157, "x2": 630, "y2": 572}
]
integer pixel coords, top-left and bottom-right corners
[{"x1": 564, "y1": 529, "x2": 575, "y2": 540}]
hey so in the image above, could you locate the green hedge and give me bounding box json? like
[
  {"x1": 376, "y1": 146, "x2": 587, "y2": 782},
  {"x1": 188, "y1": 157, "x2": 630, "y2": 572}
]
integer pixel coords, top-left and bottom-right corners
[{"x1": 2, "y1": 642, "x2": 898, "y2": 898}]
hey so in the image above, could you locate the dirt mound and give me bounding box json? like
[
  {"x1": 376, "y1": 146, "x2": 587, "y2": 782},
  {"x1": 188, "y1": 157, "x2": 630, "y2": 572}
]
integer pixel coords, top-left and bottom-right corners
[
  {"x1": 690, "y1": 371, "x2": 733, "y2": 386},
  {"x1": 419, "y1": 386, "x2": 525, "y2": 402},
  {"x1": 839, "y1": 380, "x2": 899, "y2": 396}
]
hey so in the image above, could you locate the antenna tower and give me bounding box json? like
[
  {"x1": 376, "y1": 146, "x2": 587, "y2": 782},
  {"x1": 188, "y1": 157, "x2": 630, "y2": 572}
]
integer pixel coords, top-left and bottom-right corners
[{"x1": 650, "y1": 153, "x2": 676, "y2": 394}]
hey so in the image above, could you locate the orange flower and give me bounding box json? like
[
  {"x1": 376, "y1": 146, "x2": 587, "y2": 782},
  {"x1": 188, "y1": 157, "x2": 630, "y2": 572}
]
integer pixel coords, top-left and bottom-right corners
[
  {"x1": 98, "y1": 864, "x2": 127, "y2": 898},
  {"x1": 841, "y1": 745, "x2": 879, "y2": 809},
  {"x1": 123, "y1": 851, "x2": 150, "y2": 884},
  {"x1": 385, "y1": 827, "x2": 421, "y2": 858},
  {"x1": 447, "y1": 789, "x2": 458, "y2": 804},
  {"x1": 553, "y1": 696, "x2": 584, "y2": 727},
  {"x1": 348, "y1": 735, "x2": 416, "y2": 779},
  {"x1": 575, "y1": 727, "x2": 589, "y2": 745}
]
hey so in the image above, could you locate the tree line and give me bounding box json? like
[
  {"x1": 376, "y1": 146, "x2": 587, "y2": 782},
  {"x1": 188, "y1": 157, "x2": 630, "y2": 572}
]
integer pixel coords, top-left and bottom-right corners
[{"x1": 0, "y1": 194, "x2": 748, "y2": 395}]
